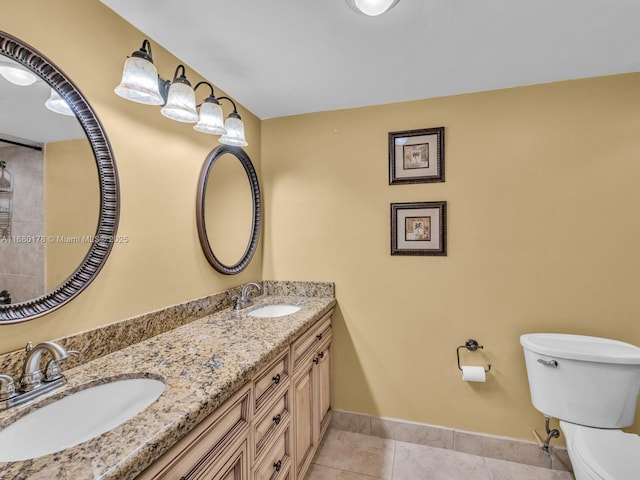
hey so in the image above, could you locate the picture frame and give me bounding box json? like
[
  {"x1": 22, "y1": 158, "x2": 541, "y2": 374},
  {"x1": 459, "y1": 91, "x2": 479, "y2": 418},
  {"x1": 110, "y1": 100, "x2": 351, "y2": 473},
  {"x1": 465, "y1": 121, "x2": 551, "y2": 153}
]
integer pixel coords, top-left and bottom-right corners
[
  {"x1": 389, "y1": 127, "x2": 444, "y2": 184},
  {"x1": 391, "y1": 201, "x2": 447, "y2": 256}
]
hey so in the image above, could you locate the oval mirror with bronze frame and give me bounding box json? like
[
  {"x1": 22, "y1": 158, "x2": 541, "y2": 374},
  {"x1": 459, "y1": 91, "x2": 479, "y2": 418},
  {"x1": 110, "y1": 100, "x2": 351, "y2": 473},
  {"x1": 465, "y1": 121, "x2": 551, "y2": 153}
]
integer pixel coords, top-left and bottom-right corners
[
  {"x1": 196, "y1": 145, "x2": 261, "y2": 275},
  {"x1": 0, "y1": 31, "x2": 119, "y2": 324}
]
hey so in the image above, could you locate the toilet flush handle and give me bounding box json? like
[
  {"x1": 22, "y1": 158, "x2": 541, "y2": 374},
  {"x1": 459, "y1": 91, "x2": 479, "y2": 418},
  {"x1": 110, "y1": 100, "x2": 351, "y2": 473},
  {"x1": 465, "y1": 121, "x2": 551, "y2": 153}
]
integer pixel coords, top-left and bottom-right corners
[{"x1": 537, "y1": 358, "x2": 558, "y2": 368}]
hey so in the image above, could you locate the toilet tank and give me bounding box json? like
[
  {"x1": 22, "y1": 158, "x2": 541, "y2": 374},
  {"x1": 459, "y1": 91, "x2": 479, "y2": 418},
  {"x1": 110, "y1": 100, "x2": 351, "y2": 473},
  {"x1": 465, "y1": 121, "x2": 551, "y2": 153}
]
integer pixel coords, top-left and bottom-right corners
[{"x1": 520, "y1": 333, "x2": 640, "y2": 428}]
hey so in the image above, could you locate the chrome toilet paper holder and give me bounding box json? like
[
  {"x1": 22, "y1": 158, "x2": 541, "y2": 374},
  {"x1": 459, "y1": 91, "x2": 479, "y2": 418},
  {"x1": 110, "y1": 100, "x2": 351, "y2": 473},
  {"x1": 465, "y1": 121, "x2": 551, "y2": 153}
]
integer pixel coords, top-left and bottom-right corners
[{"x1": 457, "y1": 339, "x2": 492, "y2": 372}]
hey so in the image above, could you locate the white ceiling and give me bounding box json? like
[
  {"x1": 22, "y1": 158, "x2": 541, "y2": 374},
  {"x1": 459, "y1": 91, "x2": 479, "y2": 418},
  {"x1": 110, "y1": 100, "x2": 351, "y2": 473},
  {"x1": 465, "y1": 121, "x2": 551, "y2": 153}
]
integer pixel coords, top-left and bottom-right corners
[{"x1": 104, "y1": 0, "x2": 640, "y2": 120}]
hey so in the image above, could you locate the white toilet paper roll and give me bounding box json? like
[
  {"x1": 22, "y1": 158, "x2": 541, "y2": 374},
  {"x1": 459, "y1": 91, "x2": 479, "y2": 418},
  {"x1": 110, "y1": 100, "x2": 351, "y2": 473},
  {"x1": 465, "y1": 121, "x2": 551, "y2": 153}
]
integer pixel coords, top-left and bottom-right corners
[{"x1": 461, "y1": 365, "x2": 486, "y2": 382}]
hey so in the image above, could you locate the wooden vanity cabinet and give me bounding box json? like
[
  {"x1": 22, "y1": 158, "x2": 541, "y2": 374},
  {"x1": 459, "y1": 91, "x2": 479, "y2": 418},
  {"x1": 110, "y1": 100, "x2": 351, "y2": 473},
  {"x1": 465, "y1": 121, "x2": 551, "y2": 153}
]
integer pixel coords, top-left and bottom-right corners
[
  {"x1": 291, "y1": 313, "x2": 333, "y2": 480},
  {"x1": 138, "y1": 310, "x2": 332, "y2": 480}
]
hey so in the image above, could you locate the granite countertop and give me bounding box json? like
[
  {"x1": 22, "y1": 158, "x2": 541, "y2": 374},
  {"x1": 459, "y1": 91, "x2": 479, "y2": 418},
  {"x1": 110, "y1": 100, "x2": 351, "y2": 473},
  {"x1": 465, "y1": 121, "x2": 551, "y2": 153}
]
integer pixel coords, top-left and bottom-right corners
[{"x1": 0, "y1": 294, "x2": 336, "y2": 480}]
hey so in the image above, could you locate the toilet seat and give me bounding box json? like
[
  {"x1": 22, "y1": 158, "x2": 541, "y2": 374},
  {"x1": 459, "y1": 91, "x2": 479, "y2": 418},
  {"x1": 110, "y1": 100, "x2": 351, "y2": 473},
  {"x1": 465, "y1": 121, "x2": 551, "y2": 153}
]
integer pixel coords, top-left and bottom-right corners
[{"x1": 561, "y1": 421, "x2": 640, "y2": 480}]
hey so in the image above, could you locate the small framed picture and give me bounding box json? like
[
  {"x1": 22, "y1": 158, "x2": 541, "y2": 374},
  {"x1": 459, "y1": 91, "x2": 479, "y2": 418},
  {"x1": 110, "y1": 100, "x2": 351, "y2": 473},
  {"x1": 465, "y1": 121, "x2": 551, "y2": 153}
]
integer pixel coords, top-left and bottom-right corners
[
  {"x1": 391, "y1": 201, "x2": 447, "y2": 256},
  {"x1": 389, "y1": 127, "x2": 444, "y2": 184}
]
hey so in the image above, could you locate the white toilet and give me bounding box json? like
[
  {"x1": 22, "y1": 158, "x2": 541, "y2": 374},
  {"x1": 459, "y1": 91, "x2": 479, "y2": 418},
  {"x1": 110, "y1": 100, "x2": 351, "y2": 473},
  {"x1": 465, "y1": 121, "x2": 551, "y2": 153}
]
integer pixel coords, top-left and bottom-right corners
[{"x1": 520, "y1": 333, "x2": 640, "y2": 480}]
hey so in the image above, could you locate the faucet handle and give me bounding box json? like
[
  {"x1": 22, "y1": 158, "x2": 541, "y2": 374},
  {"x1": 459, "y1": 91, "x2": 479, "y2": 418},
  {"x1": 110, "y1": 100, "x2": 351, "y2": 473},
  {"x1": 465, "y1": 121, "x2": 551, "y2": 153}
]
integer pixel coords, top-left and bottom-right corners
[
  {"x1": 44, "y1": 360, "x2": 62, "y2": 381},
  {"x1": 0, "y1": 374, "x2": 16, "y2": 401},
  {"x1": 44, "y1": 350, "x2": 80, "y2": 381}
]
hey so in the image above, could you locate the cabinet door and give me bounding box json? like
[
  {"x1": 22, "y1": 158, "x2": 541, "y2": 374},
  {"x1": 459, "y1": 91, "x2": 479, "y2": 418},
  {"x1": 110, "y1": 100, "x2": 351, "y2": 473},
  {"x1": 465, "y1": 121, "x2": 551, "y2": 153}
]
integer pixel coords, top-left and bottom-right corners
[
  {"x1": 315, "y1": 340, "x2": 332, "y2": 441},
  {"x1": 203, "y1": 440, "x2": 249, "y2": 480},
  {"x1": 292, "y1": 358, "x2": 316, "y2": 479}
]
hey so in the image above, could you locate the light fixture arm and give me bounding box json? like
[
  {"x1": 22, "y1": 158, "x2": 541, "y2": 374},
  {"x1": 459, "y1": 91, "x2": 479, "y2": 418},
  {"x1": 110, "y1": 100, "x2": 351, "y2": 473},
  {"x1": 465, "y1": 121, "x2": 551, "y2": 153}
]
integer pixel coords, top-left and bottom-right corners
[
  {"x1": 171, "y1": 64, "x2": 190, "y2": 85},
  {"x1": 194, "y1": 81, "x2": 215, "y2": 98},
  {"x1": 217, "y1": 96, "x2": 241, "y2": 119},
  {"x1": 194, "y1": 81, "x2": 221, "y2": 106}
]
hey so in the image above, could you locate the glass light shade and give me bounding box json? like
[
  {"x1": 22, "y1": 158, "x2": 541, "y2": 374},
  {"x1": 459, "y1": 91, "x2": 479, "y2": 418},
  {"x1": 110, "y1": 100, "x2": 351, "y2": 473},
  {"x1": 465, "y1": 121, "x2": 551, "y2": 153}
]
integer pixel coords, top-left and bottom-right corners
[
  {"x1": 350, "y1": 0, "x2": 399, "y2": 16},
  {"x1": 160, "y1": 81, "x2": 198, "y2": 123},
  {"x1": 219, "y1": 115, "x2": 248, "y2": 147},
  {"x1": 194, "y1": 101, "x2": 227, "y2": 135},
  {"x1": 44, "y1": 89, "x2": 75, "y2": 116},
  {"x1": 114, "y1": 56, "x2": 164, "y2": 106},
  {"x1": 0, "y1": 64, "x2": 36, "y2": 86}
]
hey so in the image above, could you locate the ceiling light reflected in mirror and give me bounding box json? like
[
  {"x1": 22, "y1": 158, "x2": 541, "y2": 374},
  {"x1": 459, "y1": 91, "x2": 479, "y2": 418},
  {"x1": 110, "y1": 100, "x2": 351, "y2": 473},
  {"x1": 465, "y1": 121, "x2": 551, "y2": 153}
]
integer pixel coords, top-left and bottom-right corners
[
  {"x1": 345, "y1": 0, "x2": 400, "y2": 16},
  {"x1": 44, "y1": 89, "x2": 75, "y2": 116},
  {"x1": 0, "y1": 62, "x2": 37, "y2": 86},
  {"x1": 0, "y1": 59, "x2": 75, "y2": 118}
]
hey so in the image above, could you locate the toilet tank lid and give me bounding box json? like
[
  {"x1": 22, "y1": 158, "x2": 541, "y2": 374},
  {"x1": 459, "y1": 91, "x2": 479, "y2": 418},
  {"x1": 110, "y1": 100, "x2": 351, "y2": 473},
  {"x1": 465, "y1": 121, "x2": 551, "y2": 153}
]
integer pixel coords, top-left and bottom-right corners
[{"x1": 520, "y1": 333, "x2": 640, "y2": 365}]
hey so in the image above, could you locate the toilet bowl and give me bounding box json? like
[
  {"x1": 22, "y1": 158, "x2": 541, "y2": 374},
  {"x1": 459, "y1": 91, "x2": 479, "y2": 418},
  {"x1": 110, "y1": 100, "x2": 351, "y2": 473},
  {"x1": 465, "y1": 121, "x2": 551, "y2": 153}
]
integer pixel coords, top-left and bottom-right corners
[
  {"x1": 520, "y1": 333, "x2": 640, "y2": 480},
  {"x1": 560, "y1": 421, "x2": 640, "y2": 480}
]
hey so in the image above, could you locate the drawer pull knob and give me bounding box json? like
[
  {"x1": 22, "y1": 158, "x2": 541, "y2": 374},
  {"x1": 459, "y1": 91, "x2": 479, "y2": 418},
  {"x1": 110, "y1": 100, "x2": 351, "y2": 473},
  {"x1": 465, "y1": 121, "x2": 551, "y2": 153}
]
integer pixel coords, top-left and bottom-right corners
[
  {"x1": 273, "y1": 460, "x2": 282, "y2": 472},
  {"x1": 316, "y1": 333, "x2": 323, "y2": 341},
  {"x1": 318, "y1": 351, "x2": 324, "y2": 360},
  {"x1": 273, "y1": 413, "x2": 282, "y2": 425},
  {"x1": 313, "y1": 356, "x2": 320, "y2": 365},
  {"x1": 272, "y1": 374, "x2": 281, "y2": 385}
]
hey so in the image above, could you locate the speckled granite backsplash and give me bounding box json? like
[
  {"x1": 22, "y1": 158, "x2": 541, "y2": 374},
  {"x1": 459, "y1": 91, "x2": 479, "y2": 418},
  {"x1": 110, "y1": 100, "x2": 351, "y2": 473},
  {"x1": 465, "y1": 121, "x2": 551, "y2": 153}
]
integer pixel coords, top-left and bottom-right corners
[{"x1": 0, "y1": 281, "x2": 334, "y2": 380}]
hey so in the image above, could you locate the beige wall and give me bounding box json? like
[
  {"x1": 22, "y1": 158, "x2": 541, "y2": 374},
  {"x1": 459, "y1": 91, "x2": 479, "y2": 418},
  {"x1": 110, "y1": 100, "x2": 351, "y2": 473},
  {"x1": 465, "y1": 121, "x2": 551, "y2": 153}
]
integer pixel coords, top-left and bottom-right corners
[
  {"x1": 0, "y1": 0, "x2": 262, "y2": 353},
  {"x1": 45, "y1": 138, "x2": 99, "y2": 290},
  {"x1": 262, "y1": 73, "x2": 640, "y2": 440}
]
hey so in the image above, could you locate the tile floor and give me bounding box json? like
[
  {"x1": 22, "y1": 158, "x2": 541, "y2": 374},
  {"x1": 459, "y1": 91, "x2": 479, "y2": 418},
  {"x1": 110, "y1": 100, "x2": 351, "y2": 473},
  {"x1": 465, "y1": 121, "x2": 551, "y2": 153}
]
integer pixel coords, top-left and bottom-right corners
[{"x1": 305, "y1": 429, "x2": 575, "y2": 480}]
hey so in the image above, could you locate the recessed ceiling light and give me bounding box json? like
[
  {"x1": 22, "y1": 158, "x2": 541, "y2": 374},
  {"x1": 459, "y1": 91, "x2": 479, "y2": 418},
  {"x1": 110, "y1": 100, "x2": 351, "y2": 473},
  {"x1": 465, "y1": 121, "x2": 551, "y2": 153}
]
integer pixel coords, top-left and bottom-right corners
[
  {"x1": 0, "y1": 62, "x2": 37, "y2": 87},
  {"x1": 345, "y1": 0, "x2": 400, "y2": 16}
]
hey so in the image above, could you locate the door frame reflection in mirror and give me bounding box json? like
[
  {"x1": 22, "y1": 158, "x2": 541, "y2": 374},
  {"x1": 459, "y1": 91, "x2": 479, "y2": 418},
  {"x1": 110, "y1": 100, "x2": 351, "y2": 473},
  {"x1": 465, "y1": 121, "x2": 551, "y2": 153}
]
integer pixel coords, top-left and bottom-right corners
[
  {"x1": 0, "y1": 31, "x2": 119, "y2": 324},
  {"x1": 196, "y1": 145, "x2": 261, "y2": 275}
]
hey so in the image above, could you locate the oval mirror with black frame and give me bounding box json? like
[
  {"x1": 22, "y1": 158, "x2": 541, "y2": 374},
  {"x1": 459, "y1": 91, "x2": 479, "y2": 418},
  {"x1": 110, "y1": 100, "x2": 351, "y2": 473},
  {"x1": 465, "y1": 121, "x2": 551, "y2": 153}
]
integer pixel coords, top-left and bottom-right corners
[
  {"x1": 0, "y1": 31, "x2": 119, "y2": 324},
  {"x1": 196, "y1": 145, "x2": 261, "y2": 275}
]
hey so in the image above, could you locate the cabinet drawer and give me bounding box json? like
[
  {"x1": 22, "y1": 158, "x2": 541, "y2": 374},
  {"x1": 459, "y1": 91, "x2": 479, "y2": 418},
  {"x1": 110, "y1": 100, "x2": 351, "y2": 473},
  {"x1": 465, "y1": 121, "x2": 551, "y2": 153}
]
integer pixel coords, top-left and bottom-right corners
[
  {"x1": 138, "y1": 385, "x2": 251, "y2": 480},
  {"x1": 253, "y1": 350, "x2": 289, "y2": 414},
  {"x1": 252, "y1": 424, "x2": 290, "y2": 480},
  {"x1": 253, "y1": 388, "x2": 290, "y2": 461},
  {"x1": 291, "y1": 313, "x2": 332, "y2": 370}
]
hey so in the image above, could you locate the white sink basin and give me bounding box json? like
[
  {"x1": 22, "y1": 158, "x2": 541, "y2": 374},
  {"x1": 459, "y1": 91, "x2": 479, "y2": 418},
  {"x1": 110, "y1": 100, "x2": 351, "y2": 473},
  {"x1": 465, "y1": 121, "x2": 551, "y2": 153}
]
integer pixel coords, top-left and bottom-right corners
[
  {"x1": 248, "y1": 304, "x2": 301, "y2": 318},
  {"x1": 0, "y1": 377, "x2": 165, "y2": 462}
]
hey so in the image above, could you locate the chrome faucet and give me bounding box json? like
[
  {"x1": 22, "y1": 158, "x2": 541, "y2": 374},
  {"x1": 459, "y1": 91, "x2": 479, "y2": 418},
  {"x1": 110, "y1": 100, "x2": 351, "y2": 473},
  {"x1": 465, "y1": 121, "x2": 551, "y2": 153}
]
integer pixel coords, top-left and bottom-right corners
[
  {"x1": 0, "y1": 341, "x2": 78, "y2": 410},
  {"x1": 20, "y1": 341, "x2": 77, "y2": 391},
  {"x1": 234, "y1": 282, "x2": 262, "y2": 310}
]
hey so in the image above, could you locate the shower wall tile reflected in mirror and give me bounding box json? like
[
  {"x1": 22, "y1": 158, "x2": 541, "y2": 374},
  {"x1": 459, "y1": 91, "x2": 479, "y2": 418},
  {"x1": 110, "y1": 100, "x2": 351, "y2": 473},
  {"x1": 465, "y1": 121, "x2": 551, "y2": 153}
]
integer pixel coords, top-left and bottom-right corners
[{"x1": 0, "y1": 144, "x2": 44, "y2": 303}]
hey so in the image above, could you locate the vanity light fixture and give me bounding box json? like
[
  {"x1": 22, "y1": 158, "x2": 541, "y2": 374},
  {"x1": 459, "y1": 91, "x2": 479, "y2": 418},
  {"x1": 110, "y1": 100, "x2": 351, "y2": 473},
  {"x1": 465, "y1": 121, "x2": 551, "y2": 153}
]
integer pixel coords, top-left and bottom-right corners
[
  {"x1": 115, "y1": 39, "x2": 248, "y2": 146},
  {"x1": 114, "y1": 39, "x2": 165, "y2": 106},
  {"x1": 345, "y1": 0, "x2": 400, "y2": 16},
  {"x1": 193, "y1": 82, "x2": 226, "y2": 135},
  {"x1": 217, "y1": 97, "x2": 248, "y2": 147},
  {"x1": 160, "y1": 65, "x2": 199, "y2": 123}
]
